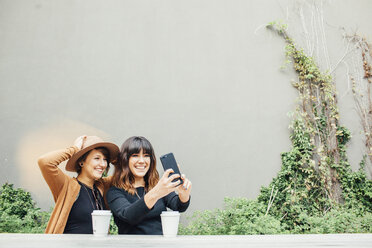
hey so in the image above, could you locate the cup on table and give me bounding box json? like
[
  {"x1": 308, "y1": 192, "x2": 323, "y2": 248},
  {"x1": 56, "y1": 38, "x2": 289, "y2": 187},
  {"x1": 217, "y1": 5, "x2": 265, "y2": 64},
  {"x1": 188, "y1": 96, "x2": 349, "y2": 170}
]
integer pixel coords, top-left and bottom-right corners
[
  {"x1": 91, "y1": 210, "x2": 112, "y2": 236},
  {"x1": 160, "y1": 211, "x2": 180, "y2": 237}
]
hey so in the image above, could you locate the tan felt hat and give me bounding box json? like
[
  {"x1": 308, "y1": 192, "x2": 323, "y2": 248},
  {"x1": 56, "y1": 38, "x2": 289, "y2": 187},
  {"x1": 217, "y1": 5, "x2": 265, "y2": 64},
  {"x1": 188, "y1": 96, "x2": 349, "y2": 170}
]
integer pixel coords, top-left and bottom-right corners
[{"x1": 65, "y1": 136, "x2": 119, "y2": 172}]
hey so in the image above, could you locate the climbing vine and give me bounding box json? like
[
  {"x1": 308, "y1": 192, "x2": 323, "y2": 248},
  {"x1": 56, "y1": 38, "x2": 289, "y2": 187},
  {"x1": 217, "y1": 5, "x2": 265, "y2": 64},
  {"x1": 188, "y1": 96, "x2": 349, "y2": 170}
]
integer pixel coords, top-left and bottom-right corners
[
  {"x1": 343, "y1": 34, "x2": 372, "y2": 177},
  {"x1": 181, "y1": 20, "x2": 372, "y2": 235},
  {"x1": 257, "y1": 21, "x2": 372, "y2": 231},
  {"x1": 266, "y1": 21, "x2": 344, "y2": 204}
]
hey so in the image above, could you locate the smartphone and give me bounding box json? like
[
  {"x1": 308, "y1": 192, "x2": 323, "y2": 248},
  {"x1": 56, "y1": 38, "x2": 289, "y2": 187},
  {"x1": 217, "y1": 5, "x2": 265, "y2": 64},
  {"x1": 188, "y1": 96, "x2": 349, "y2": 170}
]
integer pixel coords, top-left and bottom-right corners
[{"x1": 160, "y1": 153, "x2": 183, "y2": 185}]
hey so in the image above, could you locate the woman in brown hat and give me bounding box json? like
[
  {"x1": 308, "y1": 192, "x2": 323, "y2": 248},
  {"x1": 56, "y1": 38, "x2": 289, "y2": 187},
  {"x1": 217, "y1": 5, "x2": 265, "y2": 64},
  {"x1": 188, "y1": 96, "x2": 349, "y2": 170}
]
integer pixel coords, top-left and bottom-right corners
[{"x1": 38, "y1": 135, "x2": 119, "y2": 234}]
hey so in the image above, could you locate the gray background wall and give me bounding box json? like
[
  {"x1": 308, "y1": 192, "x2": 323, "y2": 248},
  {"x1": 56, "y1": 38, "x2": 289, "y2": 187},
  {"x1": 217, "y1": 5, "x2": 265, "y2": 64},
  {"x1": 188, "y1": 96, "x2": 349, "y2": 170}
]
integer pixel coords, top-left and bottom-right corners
[{"x1": 1, "y1": 0, "x2": 371, "y2": 218}]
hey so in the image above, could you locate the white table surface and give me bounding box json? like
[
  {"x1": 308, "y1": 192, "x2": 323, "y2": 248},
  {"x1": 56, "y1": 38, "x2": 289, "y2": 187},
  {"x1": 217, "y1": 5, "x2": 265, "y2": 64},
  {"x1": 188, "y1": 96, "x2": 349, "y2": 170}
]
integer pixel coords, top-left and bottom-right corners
[{"x1": 0, "y1": 233, "x2": 371, "y2": 248}]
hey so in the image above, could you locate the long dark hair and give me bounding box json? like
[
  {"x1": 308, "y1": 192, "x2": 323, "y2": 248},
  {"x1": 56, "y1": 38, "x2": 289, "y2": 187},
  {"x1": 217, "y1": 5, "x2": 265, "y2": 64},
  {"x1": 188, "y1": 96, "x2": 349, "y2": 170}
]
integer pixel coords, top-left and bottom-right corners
[{"x1": 112, "y1": 136, "x2": 159, "y2": 195}]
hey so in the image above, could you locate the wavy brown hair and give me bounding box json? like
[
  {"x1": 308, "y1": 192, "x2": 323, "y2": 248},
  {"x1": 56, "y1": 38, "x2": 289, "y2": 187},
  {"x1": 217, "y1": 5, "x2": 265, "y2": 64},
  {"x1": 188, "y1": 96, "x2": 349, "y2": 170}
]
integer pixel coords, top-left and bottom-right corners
[{"x1": 112, "y1": 136, "x2": 159, "y2": 195}]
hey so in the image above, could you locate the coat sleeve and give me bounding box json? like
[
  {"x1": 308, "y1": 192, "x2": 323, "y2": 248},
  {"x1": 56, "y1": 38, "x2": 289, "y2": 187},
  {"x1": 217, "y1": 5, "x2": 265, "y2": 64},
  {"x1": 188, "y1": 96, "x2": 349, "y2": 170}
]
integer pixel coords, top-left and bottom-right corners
[
  {"x1": 164, "y1": 192, "x2": 190, "y2": 213},
  {"x1": 106, "y1": 187, "x2": 151, "y2": 225},
  {"x1": 37, "y1": 146, "x2": 79, "y2": 202}
]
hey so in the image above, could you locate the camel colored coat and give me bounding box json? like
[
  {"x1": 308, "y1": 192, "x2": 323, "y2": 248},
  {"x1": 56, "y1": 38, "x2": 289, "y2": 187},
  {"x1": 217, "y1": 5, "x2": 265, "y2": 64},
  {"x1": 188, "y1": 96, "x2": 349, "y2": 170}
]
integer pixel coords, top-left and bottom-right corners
[{"x1": 38, "y1": 146, "x2": 112, "y2": 234}]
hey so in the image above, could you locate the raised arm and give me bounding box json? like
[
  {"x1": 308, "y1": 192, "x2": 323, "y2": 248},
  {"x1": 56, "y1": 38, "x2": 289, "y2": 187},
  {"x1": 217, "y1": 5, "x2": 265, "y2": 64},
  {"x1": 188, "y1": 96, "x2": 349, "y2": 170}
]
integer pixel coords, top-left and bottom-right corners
[
  {"x1": 164, "y1": 192, "x2": 190, "y2": 213},
  {"x1": 165, "y1": 174, "x2": 192, "y2": 212},
  {"x1": 37, "y1": 146, "x2": 79, "y2": 201},
  {"x1": 143, "y1": 169, "x2": 181, "y2": 209}
]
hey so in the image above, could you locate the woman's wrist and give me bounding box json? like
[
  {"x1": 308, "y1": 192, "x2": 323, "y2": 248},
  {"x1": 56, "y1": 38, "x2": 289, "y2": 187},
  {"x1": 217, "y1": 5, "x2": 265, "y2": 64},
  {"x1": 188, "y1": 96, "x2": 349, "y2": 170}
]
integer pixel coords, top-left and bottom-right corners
[
  {"x1": 178, "y1": 192, "x2": 190, "y2": 203},
  {"x1": 144, "y1": 188, "x2": 160, "y2": 209}
]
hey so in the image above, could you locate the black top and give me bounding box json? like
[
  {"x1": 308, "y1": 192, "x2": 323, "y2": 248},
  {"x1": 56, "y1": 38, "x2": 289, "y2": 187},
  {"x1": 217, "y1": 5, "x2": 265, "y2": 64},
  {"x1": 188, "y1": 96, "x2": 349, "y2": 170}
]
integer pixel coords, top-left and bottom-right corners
[
  {"x1": 63, "y1": 181, "x2": 104, "y2": 234},
  {"x1": 106, "y1": 186, "x2": 190, "y2": 235}
]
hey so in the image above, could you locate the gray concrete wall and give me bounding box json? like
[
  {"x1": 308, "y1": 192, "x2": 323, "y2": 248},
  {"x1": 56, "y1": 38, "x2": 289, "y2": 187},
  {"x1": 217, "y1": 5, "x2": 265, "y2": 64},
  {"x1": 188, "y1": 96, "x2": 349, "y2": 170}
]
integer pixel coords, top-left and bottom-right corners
[{"x1": 1, "y1": 0, "x2": 371, "y2": 217}]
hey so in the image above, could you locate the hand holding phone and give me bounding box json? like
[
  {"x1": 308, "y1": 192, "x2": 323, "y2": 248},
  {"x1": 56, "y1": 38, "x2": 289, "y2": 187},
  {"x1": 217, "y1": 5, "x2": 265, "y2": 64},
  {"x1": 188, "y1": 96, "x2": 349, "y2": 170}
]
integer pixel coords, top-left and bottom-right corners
[{"x1": 160, "y1": 153, "x2": 183, "y2": 185}]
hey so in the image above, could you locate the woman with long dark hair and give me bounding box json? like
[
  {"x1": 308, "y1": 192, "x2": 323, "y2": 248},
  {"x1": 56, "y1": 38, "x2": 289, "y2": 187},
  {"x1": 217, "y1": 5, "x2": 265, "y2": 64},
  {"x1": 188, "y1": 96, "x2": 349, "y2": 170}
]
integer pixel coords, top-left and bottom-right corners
[{"x1": 107, "y1": 136, "x2": 192, "y2": 234}]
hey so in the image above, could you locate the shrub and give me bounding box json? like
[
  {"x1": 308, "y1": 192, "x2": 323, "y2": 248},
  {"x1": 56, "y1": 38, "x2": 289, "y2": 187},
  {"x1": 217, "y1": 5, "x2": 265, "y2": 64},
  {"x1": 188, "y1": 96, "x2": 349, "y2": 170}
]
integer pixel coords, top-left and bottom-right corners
[
  {"x1": 0, "y1": 183, "x2": 50, "y2": 233},
  {"x1": 179, "y1": 198, "x2": 285, "y2": 235},
  {"x1": 109, "y1": 217, "x2": 118, "y2": 235},
  {"x1": 297, "y1": 207, "x2": 372, "y2": 234}
]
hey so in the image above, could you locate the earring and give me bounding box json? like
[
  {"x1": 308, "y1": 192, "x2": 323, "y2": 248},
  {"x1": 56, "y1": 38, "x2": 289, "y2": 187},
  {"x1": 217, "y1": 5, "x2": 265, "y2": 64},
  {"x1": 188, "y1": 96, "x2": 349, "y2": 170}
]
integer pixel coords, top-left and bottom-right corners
[{"x1": 80, "y1": 163, "x2": 84, "y2": 167}]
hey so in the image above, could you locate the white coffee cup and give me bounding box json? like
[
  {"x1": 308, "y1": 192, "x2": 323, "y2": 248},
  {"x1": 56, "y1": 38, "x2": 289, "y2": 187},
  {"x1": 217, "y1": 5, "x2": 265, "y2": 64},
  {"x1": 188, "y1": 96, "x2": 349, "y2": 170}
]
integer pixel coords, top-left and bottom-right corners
[
  {"x1": 91, "y1": 210, "x2": 112, "y2": 236},
  {"x1": 160, "y1": 211, "x2": 180, "y2": 237}
]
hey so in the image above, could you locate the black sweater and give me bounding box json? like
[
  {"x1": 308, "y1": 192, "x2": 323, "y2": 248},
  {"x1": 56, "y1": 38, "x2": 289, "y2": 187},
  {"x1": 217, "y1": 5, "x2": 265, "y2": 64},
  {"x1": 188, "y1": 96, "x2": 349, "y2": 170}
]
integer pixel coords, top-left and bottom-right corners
[
  {"x1": 64, "y1": 182, "x2": 104, "y2": 234},
  {"x1": 106, "y1": 186, "x2": 190, "y2": 234}
]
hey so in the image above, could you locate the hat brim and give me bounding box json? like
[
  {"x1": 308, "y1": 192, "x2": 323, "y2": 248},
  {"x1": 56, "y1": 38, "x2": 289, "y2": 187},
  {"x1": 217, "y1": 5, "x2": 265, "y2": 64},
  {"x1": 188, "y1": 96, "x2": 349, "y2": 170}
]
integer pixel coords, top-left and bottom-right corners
[{"x1": 65, "y1": 142, "x2": 119, "y2": 172}]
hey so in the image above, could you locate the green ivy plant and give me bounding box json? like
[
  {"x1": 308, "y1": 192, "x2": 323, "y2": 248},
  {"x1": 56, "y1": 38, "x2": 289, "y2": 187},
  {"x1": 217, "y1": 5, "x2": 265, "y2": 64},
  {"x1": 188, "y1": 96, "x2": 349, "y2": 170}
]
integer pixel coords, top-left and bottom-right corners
[{"x1": 180, "y1": 21, "x2": 372, "y2": 235}]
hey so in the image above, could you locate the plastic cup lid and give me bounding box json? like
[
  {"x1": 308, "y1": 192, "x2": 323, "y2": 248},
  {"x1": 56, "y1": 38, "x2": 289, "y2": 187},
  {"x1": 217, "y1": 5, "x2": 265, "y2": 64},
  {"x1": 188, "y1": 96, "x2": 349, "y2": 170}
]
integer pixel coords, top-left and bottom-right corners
[
  {"x1": 161, "y1": 211, "x2": 180, "y2": 216},
  {"x1": 91, "y1": 210, "x2": 112, "y2": 216}
]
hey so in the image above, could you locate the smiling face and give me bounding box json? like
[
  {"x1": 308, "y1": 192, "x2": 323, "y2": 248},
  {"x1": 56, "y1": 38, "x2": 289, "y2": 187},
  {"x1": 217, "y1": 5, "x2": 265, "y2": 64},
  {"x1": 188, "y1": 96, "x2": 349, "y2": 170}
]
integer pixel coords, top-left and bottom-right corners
[
  {"x1": 80, "y1": 149, "x2": 108, "y2": 180},
  {"x1": 112, "y1": 136, "x2": 159, "y2": 194},
  {"x1": 128, "y1": 149, "x2": 151, "y2": 182}
]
